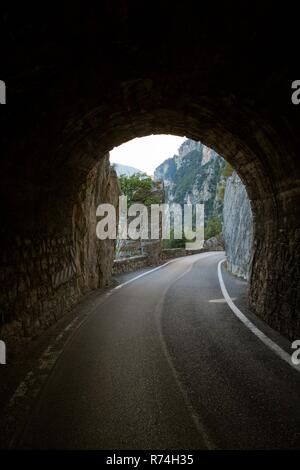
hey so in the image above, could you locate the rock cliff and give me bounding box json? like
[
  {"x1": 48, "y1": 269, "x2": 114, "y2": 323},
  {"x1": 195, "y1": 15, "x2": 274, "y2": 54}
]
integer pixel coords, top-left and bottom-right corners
[
  {"x1": 154, "y1": 139, "x2": 226, "y2": 225},
  {"x1": 223, "y1": 172, "x2": 253, "y2": 279}
]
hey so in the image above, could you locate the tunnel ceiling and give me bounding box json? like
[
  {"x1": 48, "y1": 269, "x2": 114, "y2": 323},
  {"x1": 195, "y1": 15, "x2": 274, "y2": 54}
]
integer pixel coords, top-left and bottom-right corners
[{"x1": 2, "y1": 1, "x2": 300, "y2": 232}]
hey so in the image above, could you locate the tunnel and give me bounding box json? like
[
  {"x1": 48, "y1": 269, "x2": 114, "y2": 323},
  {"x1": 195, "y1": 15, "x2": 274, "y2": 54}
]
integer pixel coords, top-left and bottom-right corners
[{"x1": 1, "y1": 1, "x2": 300, "y2": 355}]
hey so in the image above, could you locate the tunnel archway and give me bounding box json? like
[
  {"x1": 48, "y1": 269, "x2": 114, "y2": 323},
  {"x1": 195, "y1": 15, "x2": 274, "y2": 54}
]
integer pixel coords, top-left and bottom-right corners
[
  {"x1": 1, "y1": 1, "x2": 299, "y2": 350},
  {"x1": 67, "y1": 104, "x2": 298, "y2": 339}
]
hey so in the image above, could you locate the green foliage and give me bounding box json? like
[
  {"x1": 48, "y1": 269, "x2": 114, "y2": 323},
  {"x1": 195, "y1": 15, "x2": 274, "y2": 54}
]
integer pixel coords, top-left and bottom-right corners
[
  {"x1": 221, "y1": 162, "x2": 234, "y2": 179},
  {"x1": 118, "y1": 173, "x2": 153, "y2": 205},
  {"x1": 163, "y1": 228, "x2": 186, "y2": 249},
  {"x1": 143, "y1": 195, "x2": 161, "y2": 206},
  {"x1": 205, "y1": 215, "x2": 222, "y2": 240},
  {"x1": 217, "y1": 183, "x2": 225, "y2": 201}
]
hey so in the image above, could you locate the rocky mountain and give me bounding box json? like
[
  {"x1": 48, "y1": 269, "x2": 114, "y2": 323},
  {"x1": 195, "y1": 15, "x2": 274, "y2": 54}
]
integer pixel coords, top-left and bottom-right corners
[
  {"x1": 154, "y1": 139, "x2": 226, "y2": 226},
  {"x1": 223, "y1": 171, "x2": 253, "y2": 279},
  {"x1": 113, "y1": 163, "x2": 142, "y2": 177}
]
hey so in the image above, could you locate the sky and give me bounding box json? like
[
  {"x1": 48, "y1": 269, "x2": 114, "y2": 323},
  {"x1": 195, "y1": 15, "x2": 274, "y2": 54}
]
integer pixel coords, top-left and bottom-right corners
[{"x1": 109, "y1": 134, "x2": 186, "y2": 175}]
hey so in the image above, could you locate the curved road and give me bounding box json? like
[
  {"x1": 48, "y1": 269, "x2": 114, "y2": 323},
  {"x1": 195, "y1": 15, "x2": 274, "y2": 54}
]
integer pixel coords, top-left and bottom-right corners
[{"x1": 18, "y1": 252, "x2": 300, "y2": 449}]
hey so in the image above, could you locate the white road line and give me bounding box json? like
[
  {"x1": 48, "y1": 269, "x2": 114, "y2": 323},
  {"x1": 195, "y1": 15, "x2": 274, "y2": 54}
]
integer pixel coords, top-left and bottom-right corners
[
  {"x1": 218, "y1": 259, "x2": 300, "y2": 372},
  {"x1": 114, "y1": 251, "x2": 217, "y2": 291},
  {"x1": 113, "y1": 260, "x2": 175, "y2": 290}
]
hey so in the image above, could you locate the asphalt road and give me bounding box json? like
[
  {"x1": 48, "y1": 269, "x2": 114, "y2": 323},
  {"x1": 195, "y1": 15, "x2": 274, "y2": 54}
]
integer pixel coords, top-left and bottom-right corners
[{"x1": 17, "y1": 252, "x2": 300, "y2": 449}]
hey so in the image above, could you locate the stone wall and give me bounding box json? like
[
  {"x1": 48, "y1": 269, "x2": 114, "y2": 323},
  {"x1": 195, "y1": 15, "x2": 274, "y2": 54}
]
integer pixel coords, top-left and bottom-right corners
[
  {"x1": 249, "y1": 196, "x2": 300, "y2": 340},
  {"x1": 0, "y1": 235, "x2": 79, "y2": 347},
  {"x1": 0, "y1": 156, "x2": 119, "y2": 354},
  {"x1": 223, "y1": 172, "x2": 253, "y2": 280},
  {"x1": 162, "y1": 248, "x2": 206, "y2": 260},
  {"x1": 113, "y1": 248, "x2": 209, "y2": 274},
  {"x1": 112, "y1": 255, "x2": 149, "y2": 275}
]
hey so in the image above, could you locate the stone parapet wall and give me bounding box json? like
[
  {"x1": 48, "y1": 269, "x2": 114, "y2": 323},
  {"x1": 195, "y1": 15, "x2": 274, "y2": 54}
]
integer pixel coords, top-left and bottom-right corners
[
  {"x1": 112, "y1": 255, "x2": 150, "y2": 275},
  {"x1": 161, "y1": 248, "x2": 206, "y2": 260}
]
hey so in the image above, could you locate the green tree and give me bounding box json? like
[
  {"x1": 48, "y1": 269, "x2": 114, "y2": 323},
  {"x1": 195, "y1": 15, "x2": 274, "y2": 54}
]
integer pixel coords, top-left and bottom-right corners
[
  {"x1": 205, "y1": 215, "x2": 222, "y2": 239},
  {"x1": 118, "y1": 173, "x2": 153, "y2": 205},
  {"x1": 163, "y1": 228, "x2": 186, "y2": 249},
  {"x1": 221, "y1": 162, "x2": 234, "y2": 178}
]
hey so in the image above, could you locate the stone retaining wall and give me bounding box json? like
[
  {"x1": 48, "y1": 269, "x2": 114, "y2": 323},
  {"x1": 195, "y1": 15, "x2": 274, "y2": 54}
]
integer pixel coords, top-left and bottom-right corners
[
  {"x1": 113, "y1": 255, "x2": 149, "y2": 275},
  {"x1": 161, "y1": 248, "x2": 206, "y2": 260}
]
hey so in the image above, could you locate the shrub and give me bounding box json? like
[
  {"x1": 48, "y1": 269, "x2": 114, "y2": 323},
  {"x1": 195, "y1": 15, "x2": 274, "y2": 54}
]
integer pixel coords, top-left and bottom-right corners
[{"x1": 205, "y1": 215, "x2": 222, "y2": 239}]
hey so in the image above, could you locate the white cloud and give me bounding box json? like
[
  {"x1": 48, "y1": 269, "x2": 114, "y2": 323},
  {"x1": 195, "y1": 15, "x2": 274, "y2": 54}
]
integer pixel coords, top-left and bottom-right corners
[{"x1": 109, "y1": 134, "x2": 186, "y2": 175}]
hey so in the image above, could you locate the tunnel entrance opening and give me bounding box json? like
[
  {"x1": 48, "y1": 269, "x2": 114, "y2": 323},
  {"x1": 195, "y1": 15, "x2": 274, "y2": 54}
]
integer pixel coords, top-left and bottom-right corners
[
  {"x1": 109, "y1": 134, "x2": 253, "y2": 281},
  {"x1": 70, "y1": 107, "x2": 299, "y2": 343}
]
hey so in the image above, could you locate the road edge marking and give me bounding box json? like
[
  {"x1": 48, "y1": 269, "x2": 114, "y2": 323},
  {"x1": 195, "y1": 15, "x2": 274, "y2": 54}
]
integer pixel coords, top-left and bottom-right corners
[
  {"x1": 113, "y1": 260, "x2": 175, "y2": 290},
  {"x1": 114, "y1": 251, "x2": 221, "y2": 291},
  {"x1": 218, "y1": 259, "x2": 300, "y2": 372},
  {"x1": 113, "y1": 252, "x2": 215, "y2": 290}
]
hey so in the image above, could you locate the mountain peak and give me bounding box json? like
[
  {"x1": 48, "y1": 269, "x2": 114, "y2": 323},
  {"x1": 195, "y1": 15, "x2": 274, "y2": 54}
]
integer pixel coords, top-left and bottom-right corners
[
  {"x1": 113, "y1": 163, "x2": 142, "y2": 177},
  {"x1": 178, "y1": 139, "x2": 202, "y2": 158}
]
